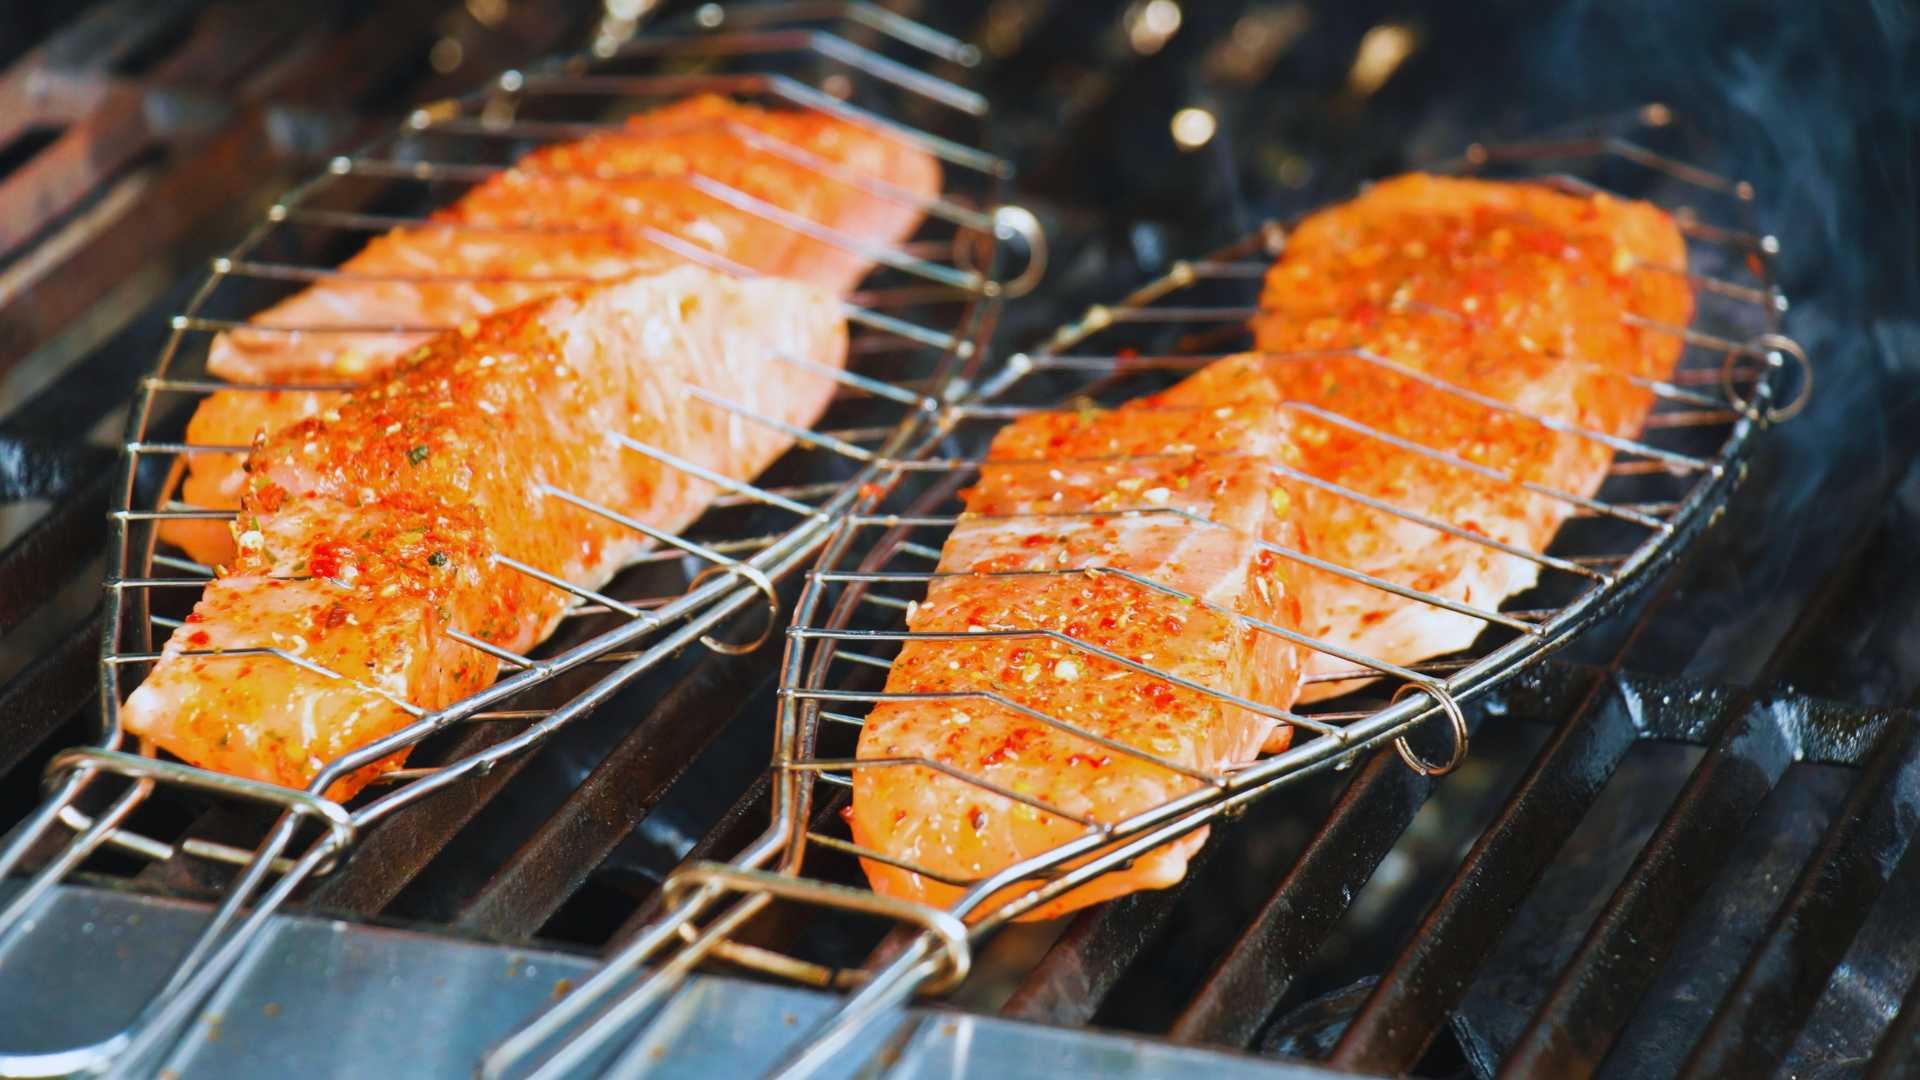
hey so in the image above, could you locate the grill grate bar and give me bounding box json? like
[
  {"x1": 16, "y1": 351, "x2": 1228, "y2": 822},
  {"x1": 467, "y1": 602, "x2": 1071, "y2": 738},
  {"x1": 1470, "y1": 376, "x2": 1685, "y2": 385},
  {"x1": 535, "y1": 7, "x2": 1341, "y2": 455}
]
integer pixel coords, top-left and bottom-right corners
[
  {"x1": 1865, "y1": 971, "x2": 1920, "y2": 1080},
  {"x1": 1480, "y1": 515, "x2": 1894, "y2": 1080},
  {"x1": 303, "y1": 720, "x2": 572, "y2": 916},
  {"x1": 0, "y1": 615, "x2": 100, "y2": 779},
  {"x1": 1001, "y1": 846, "x2": 1216, "y2": 1027},
  {"x1": 450, "y1": 646, "x2": 785, "y2": 938},
  {"x1": 1323, "y1": 654, "x2": 1668, "y2": 1071},
  {"x1": 1490, "y1": 699, "x2": 1792, "y2": 1079},
  {"x1": 1167, "y1": 736, "x2": 1471, "y2": 1048},
  {"x1": 608, "y1": 773, "x2": 776, "y2": 950},
  {"x1": 1672, "y1": 714, "x2": 1920, "y2": 1080}
]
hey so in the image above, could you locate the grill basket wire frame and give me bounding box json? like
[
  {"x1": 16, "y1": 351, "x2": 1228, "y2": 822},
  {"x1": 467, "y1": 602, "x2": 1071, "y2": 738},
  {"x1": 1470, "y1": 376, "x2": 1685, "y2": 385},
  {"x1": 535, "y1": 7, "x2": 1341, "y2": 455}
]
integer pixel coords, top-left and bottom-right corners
[
  {"x1": 0, "y1": 6, "x2": 1039, "y2": 1077},
  {"x1": 491, "y1": 143, "x2": 1809, "y2": 1080}
]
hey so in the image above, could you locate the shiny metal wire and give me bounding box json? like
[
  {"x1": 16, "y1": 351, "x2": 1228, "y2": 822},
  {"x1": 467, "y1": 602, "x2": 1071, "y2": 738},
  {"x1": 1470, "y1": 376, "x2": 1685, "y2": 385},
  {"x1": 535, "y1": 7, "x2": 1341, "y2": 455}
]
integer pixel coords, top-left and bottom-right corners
[
  {"x1": 494, "y1": 139, "x2": 1807, "y2": 1080},
  {"x1": 0, "y1": 6, "x2": 1032, "y2": 1078}
]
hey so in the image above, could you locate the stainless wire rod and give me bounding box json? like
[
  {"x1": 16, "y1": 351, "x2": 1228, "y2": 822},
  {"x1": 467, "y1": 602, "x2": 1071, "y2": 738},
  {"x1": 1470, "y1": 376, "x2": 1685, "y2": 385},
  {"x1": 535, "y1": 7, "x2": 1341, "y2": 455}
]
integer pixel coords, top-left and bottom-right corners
[
  {"x1": 767, "y1": 344, "x2": 937, "y2": 407},
  {"x1": 1262, "y1": 348, "x2": 1711, "y2": 472},
  {"x1": 1015, "y1": 350, "x2": 1738, "y2": 412},
  {"x1": 517, "y1": 72, "x2": 1009, "y2": 176},
  {"x1": 612, "y1": 434, "x2": 829, "y2": 518},
  {"x1": 803, "y1": 831, "x2": 974, "y2": 888},
  {"x1": 700, "y1": 1, "x2": 980, "y2": 66},
  {"x1": 783, "y1": 681, "x2": 1230, "y2": 782},
  {"x1": 840, "y1": 466, "x2": 1610, "y2": 581},
  {"x1": 784, "y1": 755, "x2": 1102, "y2": 830},
  {"x1": 494, "y1": 554, "x2": 647, "y2": 619},
  {"x1": 821, "y1": 525, "x2": 1545, "y2": 633},
  {"x1": 792, "y1": 620, "x2": 1355, "y2": 739},
  {"x1": 1281, "y1": 401, "x2": 1672, "y2": 529},
  {"x1": 301, "y1": 162, "x2": 985, "y2": 290},
  {"x1": 396, "y1": 116, "x2": 995, "y2": 232}
]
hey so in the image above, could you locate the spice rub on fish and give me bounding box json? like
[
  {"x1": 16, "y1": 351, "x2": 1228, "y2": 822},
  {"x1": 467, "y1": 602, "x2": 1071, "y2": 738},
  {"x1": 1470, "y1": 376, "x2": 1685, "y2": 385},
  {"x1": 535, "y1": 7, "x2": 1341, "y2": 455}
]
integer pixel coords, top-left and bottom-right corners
[
  {"x1": 166, "y1": 94, "x2": 938, "y2": 566},
  {"x1": 125, "y1": 266, "x2": 844, "y2": 799},
  {"x1": 852, "y1": 375, "x2": 1310, "y2": 920},
  {"x1": 1246, "y1": 174, "x2": 1693, "y2": 699},
  {"x1": 851, "y1": 174, "x2": 1692, "y2": 916}
]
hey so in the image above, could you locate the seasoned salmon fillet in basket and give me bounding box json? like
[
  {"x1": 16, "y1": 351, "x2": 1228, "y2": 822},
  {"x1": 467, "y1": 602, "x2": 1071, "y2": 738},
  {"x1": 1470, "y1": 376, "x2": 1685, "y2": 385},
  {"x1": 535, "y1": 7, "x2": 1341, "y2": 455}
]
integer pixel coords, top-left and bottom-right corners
[
  {"x1": 510, "y1": 142, "x2": 1808, "y2": 1079},
  {"x1": 2, "y1": 16, "x2": 1039, "y2": 1079}
]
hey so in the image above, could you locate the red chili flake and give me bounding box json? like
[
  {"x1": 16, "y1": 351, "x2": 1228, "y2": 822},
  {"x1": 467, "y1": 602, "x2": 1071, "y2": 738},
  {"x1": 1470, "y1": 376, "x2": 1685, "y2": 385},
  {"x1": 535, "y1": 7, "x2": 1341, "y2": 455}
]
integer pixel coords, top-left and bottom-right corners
[
  {"x1": 308, "y1": 540, "x2": 349, "y2": 579},
  {"x1": 1138, "y1": 681, "x2": 1177, "y2": 708},
  {"x1": 186, "y1": 630, "x2": 211, "y2": 647}
]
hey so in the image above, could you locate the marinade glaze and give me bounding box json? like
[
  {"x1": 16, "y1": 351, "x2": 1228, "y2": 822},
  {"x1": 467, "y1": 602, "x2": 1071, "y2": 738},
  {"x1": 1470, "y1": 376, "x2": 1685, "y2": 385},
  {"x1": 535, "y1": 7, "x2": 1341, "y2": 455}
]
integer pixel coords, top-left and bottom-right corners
[
  {"x1": 128, "y1": 267, "x2": 843, "y2": 798},
  {"x1": 167, "y1": 95, "x2": 938, "y2": 565},
  {"x1": 852, "y1": 175, "x2": 1690, "y2": 917}
]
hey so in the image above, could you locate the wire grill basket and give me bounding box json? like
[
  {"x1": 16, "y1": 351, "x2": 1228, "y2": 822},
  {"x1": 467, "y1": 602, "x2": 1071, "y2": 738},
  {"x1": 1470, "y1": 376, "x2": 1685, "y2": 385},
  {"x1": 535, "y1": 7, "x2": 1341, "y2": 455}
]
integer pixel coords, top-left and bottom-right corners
[
  {"x1": 0, "y1": 5, "x2": 1035, "y2": 1077},
  {"x1": 488, "y1": 139, "x2": 1810, "y2": 1080}
]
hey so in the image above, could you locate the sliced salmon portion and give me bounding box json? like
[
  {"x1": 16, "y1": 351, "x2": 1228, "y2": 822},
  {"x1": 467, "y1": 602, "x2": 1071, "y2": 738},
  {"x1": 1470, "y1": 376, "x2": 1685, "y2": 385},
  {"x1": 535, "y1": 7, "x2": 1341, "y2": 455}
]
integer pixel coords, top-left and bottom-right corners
[
  {"x1": 165, "y1": 94, "x2": 937, "y2": 566},
  {"x1": 126, "y1": 266, "x2": 845, "y2": 799},
  {"x1": 852, "y1": 382, "x2": 1309, "y2": 920},
  {"x1": 853, "y1": 174, "x2": 1694, "y2": 916},
  {"x1": 211, "y1": 94, "x2": 933, "y2": 383},
  {"x1": 1247, "y1": 175, "x2": 1693, "y2": 698},
  {"x1": 171, "y1": 387, "x2": 342, "y2": 568},
  {"x1": 125, "y1": 500, "x2": 515, "y2": 794}
]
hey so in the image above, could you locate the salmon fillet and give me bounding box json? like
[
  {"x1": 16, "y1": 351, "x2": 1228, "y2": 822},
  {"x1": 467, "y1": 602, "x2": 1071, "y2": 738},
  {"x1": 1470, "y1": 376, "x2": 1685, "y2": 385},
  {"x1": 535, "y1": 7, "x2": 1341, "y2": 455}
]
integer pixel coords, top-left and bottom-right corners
[
  {"x1": 126, "y1": 266, "x2": 845, "y2": 798},
  {"x1": 851, "y1": 377, "x2": 1310, "y2": 920},
  {"x1": 1245, "y1": 175, "x2": 1691, "y2": 698},
  {"x1": 851, "y1": 175, "x2": 1693, "y2": 917},
  {"x1": 165, "y1": 95, "x2": 938, "y2": 565}
]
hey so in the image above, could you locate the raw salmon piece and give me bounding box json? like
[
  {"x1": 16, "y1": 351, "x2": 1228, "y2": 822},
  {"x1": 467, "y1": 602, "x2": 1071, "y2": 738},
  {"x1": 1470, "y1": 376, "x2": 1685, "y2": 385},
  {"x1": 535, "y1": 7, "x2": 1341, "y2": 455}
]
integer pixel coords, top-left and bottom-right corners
[
  {"x1": 125, "y1": 500, "x2": 515, "y2": 796},
  {"x1": 852, "y1": 385, "x2": 1309, "y2": 920},
  {"x1": 126, "y1": 266, "x2": 845, "y2": 798},
  {"x1": 165, "y1": 95, "x2": 936, "y2": 566},
  {"x1": 171, "y1": 387, "x2": 344, "y2": 567},
  {"x1": 1248, "y1": 175, "x2": 1692, "y2": 698},
  {"x1": 210, "y1": 95, "x2": 933, "y2": 383},
  {"x1": 852, "y1": 174, "x2": 1694, "y2": 915}
]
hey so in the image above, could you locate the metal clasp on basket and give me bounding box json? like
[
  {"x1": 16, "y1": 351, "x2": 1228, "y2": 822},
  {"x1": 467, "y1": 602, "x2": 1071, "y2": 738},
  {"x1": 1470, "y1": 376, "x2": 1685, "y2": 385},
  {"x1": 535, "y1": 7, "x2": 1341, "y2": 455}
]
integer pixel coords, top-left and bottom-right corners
[{"x1": 663, "y1": 863, "x2": 972, "y2": 994}]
